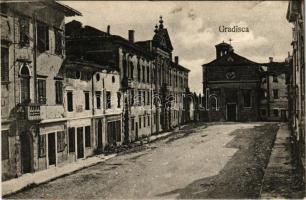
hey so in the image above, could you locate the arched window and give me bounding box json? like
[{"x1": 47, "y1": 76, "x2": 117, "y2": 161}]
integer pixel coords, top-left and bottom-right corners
[{"x1": 20, "y1": 64, "x2": 30, "y2": 103}]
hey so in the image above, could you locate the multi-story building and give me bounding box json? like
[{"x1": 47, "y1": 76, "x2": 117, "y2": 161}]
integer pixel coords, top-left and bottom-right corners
[
  {"x1": 287, "y1": 0, "x2": 305, "y2": 180},
  {"x1": 1, "y1": 1, "x2": 81, "y2": 180},
  {"x1": 65, "y1": 17, "x2": 190, "y2": 144},
  {"x1": 63, "y1": 59, "x2": 123, "y2": 155},
  {"x1": 202, "y1": 42, "x2": 262, "y2": 121},
  {"x1": 259, "y1": 57, "x2": 291, "y2": 121}
]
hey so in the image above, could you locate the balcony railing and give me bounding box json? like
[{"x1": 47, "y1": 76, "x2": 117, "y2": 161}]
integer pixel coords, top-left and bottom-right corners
[{"x1": 25, "y1": 104, "x2": 41, "y2": 121}]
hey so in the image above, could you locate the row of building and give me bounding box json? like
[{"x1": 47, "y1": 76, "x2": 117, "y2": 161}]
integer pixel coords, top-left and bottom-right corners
[
  {"x1": 287, "y1": 0, "x2": 305, "y2": 183},
  {"x1": 1, "y1": 1, "x2": 191, "y2": 181}
]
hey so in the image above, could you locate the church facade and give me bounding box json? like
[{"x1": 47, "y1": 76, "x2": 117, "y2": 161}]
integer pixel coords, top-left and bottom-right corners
[{"x1": 202, "y1": 42, "x2": 262, "y2": 122}]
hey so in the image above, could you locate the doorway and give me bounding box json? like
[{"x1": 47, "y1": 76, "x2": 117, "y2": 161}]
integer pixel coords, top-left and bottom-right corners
[
  {"x1": 97, "y1": 120, "x2": 103, "y2": 149},
  {"x1": 48, "y1": 133, "x2": 56, "y2": 166},
  {"x1": 77, "y1": 127, "x2": 84, "y2": 159},
  {"x1": 227, "y1": 104, "x2": 237, "y2": 121},
  {"x1": 135, "y1": 122, "x2": 138, "y2": 141},
  {"x1": 20, "y1": 132, "x2": 32, "y2": 173},
  {"x1": 281, "y1": 110, "x2": 287, "y2": 121}
]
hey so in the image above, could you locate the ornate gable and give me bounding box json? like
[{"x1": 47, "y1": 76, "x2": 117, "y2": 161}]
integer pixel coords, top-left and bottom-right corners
[{"x1": 152, "y1": 17, "x2": 173, "y2": 52}]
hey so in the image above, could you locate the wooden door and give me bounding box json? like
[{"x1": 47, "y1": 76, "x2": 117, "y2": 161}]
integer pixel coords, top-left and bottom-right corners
[{"x1": 48, "y1": 133, "x2": 56, "y2": 166}]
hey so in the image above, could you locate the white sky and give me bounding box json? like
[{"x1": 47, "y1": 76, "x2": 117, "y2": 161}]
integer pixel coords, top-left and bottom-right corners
[{"x1": 62, "y1": 1, "x2": 292, "y2": 94}]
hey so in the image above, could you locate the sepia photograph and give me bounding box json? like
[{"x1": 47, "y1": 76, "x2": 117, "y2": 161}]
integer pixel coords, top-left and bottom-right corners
[{"x1": 0, "y1": 0, "x2": 305, "y2": 199}]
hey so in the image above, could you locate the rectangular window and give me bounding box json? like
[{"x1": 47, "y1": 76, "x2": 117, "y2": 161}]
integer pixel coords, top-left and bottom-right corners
[
  {"x1": 55, "y1": 29, "x2": 63, "y2": 55},
  {"x1": 273, "y1": 89, "x2": 279, "y2": 99},
  {"x1": 19, "y1": 17, "x2": 30, "y2": 47},
  {"x1": 147, "y1": 67, "x2": 150, "y2": 83},
  {"x1": 273, "y1": 75, "x2": 278, "y2": 82},
  {"x1": 143, "y1": 91, "x2": 146, "y2": 106},
  {"x1": 243, "y1": 90, "x2": 251, "y2": 107},
  {"x1": 142, "y1": 65, "x2": 145, "y2": 82},
  {"x1": 84, "y1": 91, "x2": 90, "y2": 110},
  {"x1": 57, "y1": 131, "x2": 65, "y2": 153},
  {"x1": 285, "y1": 73, "x2": 290, "y2": 84},
  {"x1": 131, "y1": 90, "x2": 135, "y2": 105},
  {"x1": 144, "y1": 115, "x2": 146, "y2": 127},
  {"x1": 38, "y1": 79, "x2": 46, "y2": 104},
  {"x1": 1, "y1": 47, "x2": 9, "y2": 82},
  {"x1": 261, "y1": 109, "x2": 267, "y2": 116},
  {"x1": 96, "y1": 91, "x2": 101, "y2": 109},
  {"x1": 139, "y1": 116, "x2": 142, "y2": 129},
  {"x1": 117, "y1": 92, "x2": 121, "y2": 108},
  {"x1": 148, "y1": 115, "x2": 150, "y2": 126},
  {"x1": 147, "y1": 91, "x2": 150, "y2": 105},
  {"x1": 273, "y1": 109, "x2": 279, "y2": 117},
  {"x1": 85, "y1": 126, "x2": 91, "y2": 147},
  {"x1": 131, "y1": 118, "x2": 135, "y2": 131},
  {"x1": 68, "y1": 127, "x2": 75, "y2": 153},
  {"x1": 38, "y1": 134, "x2": 46, "y2": 157},
  {"x1": 2, "y1": 130, "x2": 9, "y2": 160},
  {"x1": 106, "y1": 91, "x2": 111, "y2": 109},
  {"x1": 55, "y1": 81, "x2": 63, "y2": 104},
  {"x1": 37, "y1": 22, "x2": 49, "y2": 53},
  {"x1": 138, "y1": 91, "x2": 142, "y2": 106},
  {"x1": 67, "y1": 91, "x2": 73, "y2": 112}
]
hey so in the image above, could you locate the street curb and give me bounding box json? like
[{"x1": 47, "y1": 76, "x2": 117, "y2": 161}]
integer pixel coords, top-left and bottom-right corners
[
  {"x1": 2, "y1": 154, "x2": 116, "y2": 197},
  {"x1": 2, "y1": 124, "x2": 189, "y2": 197}
]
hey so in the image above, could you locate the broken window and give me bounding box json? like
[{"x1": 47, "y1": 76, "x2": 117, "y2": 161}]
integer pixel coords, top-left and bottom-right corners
[
  {"x1": 19, "y1": 17, "x2": 30, "y2": 47},
  {"x1": 1, "y1": 46, "x2": 9, "y2": 82},
  {"x1": 37, "y1": 22, "x2": 49, "y2": 53},
  {"x1": 55, "y1": 29, "x2": 63, "y2": 55},
  {"x1": 38, "y1": 79, "x2": 46, "y2": 104}
]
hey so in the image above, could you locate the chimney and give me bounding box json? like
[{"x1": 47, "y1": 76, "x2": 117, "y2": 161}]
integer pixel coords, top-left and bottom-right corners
[
  {"x1": 269, "y1": 57, "x2": 273, "y2": 63},
  {"x1": 107, "y1": 25, "x2": 110, "y2": 35},
  {"x1": 128, "y1": 30, "x2": 134, "y2": 43},
  {"x1": 175, "y1": 56, "x2": 179, "y2": 65}
]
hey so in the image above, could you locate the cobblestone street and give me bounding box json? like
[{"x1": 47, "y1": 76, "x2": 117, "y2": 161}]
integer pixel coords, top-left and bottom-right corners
[{"x1": 7, "y1": 122, "x2": 280, "y2": 199}]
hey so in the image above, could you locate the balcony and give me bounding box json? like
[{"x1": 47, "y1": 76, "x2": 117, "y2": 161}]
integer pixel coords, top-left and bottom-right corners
[{"x1": 17, "y1": 104, "x2": 41, "y2": 121}]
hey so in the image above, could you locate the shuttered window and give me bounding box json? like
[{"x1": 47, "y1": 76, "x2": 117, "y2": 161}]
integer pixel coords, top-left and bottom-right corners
[
  {"x1": 37, "y1": 22, "x2": 49, "y2": 53},
  {"x1": 2, "y1": 130, "x2": 9, "y2": 160},
  {"x1": 57, "y1": 131, "x2": 65, "y2": 152},
  {"x1": 19, "y1": 17, "x2": 30, "y2": 47},
  {"x1": 67, "y1": 91, "x2": 73, "y2": 112},
  {"x1": 38, "y1": 79, "x2": 46, "y2": 104},
  {"x1": 55, "y1": 81, "x2": 63, "y2": 104},
  {"x1": 1, "y1": 47, "x2": 9, "y2": 82},
  {"x1": 38, "y1": 134, "x2": 46, "y2": 157}
]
